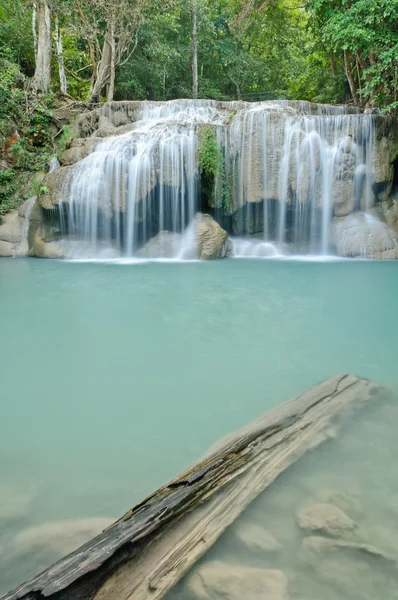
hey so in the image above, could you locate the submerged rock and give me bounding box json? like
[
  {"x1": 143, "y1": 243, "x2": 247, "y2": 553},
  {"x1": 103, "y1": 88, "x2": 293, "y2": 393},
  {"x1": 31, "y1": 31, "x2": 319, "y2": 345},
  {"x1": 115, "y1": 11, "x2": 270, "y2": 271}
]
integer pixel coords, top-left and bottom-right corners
[
  {"x1": 331, "y1": 212, "x2": 398, "y2": 259},
  {"x1": 232, "y1": 521, "x2": 281, "y2": 553},
  {"x1": 8, "y1": 517, "x2": 114, "y2": 559},
  {"x1": 302, "y1": 536, "x2": 395, "y2": 563},
  {"x1": 0, "y1": 484, "x2": 37, "y2": 520},
  {"x1": 297, "y1": 503, "x2": 356, "y2": 537},
  {"x1": 316, "y1": 489, "x2": 363, "y2": 518},
  {"x1": 185, "y1": 561, "x2": 288, "y2": 600}
]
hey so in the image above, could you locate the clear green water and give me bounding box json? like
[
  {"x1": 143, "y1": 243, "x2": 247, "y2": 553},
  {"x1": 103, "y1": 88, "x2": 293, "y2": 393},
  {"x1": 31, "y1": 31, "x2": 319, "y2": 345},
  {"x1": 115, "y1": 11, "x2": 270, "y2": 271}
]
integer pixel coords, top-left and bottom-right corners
[{"x1": 1, "y1": 257, "x2": 398, "y2": 593}]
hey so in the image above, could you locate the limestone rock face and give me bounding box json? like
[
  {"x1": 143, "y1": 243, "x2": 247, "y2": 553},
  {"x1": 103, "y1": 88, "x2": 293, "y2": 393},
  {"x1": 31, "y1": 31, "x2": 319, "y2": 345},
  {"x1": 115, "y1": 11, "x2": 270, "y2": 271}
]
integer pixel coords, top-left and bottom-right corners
[
  {"x1": 60, "y1": 138, "x2": 99, "y2": 166},
  {"x1": 232, "y1": 521, "x2": 281, "y2": 554},
  {"x1": 185, "y1": 561, "x2": 288, "y2": 600},
  {"x1": 0, "y1": 197, "x2": 37, "y2": 257},
  {"x1": 297, "y1": 503, "x2": 356, "y2": 537},
  {"x1": 39, "y1": 167, "x2": 73, "y2": 210},
  {"x1": 331, "y1": 212, "x2": 398, "y2": 259}
]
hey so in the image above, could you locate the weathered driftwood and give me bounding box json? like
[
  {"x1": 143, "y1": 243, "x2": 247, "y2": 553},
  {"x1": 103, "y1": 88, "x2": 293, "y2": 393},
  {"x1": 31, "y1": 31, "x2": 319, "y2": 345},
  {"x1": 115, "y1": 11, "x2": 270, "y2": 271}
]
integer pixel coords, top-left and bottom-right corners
[{"x1": 3, "y1": 374, "x2": 384, "y2": 600}]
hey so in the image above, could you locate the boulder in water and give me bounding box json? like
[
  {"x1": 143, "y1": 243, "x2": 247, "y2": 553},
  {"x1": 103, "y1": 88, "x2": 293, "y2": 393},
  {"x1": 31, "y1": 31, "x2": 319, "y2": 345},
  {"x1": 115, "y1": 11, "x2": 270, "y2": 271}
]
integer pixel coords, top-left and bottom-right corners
[
  {"x1": 297, "y1": 503, "x2": 356, "y2": 537},
  {"x1": 137, "y1": 214, "x2": 228, "y2": 260},
  {"x1": 39, "y1": 166, "x2": 73, "y2": 210},
  {"x1": 232, "y1": 521, "x2": 281, "y2": 553},
  {"x1": 8, "y1": 517, "x2": 114, "y2": 559},
  {"x1": 331, "y1": 212, "x2": 398, "y2": 259},
  {"x1": 137, "y1": 231, "x2": 182, "y2": 259},
  {"x1": 193, "y1": 213, "x2": 228, "y2": 259},
  {"x1": 185, "y1": 561, "x2": 288, "y2": 600}
]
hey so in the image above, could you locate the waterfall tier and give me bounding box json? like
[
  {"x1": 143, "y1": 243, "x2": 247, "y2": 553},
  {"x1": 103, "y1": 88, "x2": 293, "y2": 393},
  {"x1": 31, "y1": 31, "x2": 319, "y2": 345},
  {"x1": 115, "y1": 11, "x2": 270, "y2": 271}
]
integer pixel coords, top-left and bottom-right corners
[{"x1": 39, "y1": 99, "x2": 396, "y2": 259}]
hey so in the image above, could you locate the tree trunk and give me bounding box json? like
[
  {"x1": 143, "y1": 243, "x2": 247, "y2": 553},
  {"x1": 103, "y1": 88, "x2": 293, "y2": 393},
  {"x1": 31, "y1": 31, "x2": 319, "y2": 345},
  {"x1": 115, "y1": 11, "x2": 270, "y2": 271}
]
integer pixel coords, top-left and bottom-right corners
[
  {"x1": 87, "y1": 27, "x2": 112, "y2": 105},
  {"x1": 344, "y1": 50, "x2": 359, "y2": 106},
  {"x1": 32, "y1": 0, "x2": 52, "y2": 92},
  {"x1": 191, "y1": 1, "x2": 198, "y2": 99},
  {"x1": 55, "y1": 15, "x2": 67, "y2": 94},
  {"x1": 32, "y1": 2, "x2": 38, "y2": 61},
  {"x1": 107, "y1": 20, "x2": 116, "y2": 103},
  {"x1": 329, "y1": 50, "x2": 336, "y2": 75}
]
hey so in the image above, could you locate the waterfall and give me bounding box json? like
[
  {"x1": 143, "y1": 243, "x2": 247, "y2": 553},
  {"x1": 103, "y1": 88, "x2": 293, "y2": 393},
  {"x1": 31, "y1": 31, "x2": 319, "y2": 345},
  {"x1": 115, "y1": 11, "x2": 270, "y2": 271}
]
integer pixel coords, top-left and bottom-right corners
[{"x1": 59, "y1": 100, "x2": 377, "y2": 259}]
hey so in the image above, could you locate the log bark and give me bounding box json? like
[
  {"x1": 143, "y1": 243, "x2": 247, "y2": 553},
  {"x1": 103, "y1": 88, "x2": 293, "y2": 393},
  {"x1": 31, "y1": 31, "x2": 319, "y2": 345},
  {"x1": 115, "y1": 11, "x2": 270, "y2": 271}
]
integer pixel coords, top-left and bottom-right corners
[
  {"x1": 32, "y1": 0, "x2": 52, "y2": 93},
  {"x1": 1, "y1": 374, "x2": 385, "y2": 600}
]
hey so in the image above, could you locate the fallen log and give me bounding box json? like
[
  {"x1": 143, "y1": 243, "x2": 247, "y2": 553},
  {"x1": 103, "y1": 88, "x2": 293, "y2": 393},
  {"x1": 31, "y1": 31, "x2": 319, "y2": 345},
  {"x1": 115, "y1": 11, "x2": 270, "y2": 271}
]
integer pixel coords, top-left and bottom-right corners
[{"x1": 2, "y1": 374, "x2": 386, "y2": 600}]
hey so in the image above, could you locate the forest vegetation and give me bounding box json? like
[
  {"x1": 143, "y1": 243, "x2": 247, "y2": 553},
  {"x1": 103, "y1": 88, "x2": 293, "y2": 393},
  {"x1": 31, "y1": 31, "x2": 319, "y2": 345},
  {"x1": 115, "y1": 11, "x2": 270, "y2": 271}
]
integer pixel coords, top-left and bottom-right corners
[{"x1": 0, "y1": 0, "x2": 397, "y2": 214}]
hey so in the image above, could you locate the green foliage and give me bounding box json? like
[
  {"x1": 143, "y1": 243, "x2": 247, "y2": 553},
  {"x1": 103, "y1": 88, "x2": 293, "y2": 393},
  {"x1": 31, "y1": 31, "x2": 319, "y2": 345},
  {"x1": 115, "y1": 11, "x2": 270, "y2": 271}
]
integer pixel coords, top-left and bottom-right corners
[
  {"x1": 198, "y1": 125, "x2": 219, "y2": 177},
  {"x1": 58, "y1": 125, "x2": 76, "y2": 151},
  {"x1": 0, "y1": 170, "x2": 17, "y2": 216}
]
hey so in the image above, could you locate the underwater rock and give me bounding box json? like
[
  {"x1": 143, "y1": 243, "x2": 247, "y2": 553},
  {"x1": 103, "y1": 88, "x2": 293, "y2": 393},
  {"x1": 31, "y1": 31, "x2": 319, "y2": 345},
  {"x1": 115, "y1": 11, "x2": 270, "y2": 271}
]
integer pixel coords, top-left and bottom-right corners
[
  {"x1": 298, "y1": 503, "x2": 356, "y2": 537},
  {"x1": 0, "y1": 485, "x2": 37, "y2": 520},
  {"x1": 315, "y1": 489, "x2": 363, "y2": 518},
  {"x1": 232, "y1": 521, "x2": 281, "y2": 554},
  {"x1": 185, "y1": 561, "x2": 288, "y2": 600},
  {"x1": 302, "y1": 535, "x2": 394, "y2": 563},
  {"x1": 331, "y1": 212, "x2": 398, "y2": 259},
  {"x1": 8, "y1": 517, "x2": 114, "y2": 559}
]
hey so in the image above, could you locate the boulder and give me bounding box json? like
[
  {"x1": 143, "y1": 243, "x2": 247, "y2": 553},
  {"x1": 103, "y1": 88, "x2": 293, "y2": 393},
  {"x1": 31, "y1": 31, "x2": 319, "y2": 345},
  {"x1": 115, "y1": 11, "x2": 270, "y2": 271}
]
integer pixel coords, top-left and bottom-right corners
[
  {"x1": 232, "y1": 521, "x2": 281, "y2": 554},
  {"x1": 297, "y1": 503, "x2": 356, "y2": 537},
  {"x1": 0, "y1": 210, "x2": 23, "y2": 244},
  {"x1": 185, "y1": 561, "x2": 288, "y2": 600},
  {"x1": 331, "y1": 212, "x2": 398, "y2": 259},
  {"x1": 137, "y1": 215, "x2": 228, "y2": 260},
  {"x1": 194, "y1": 213, "x2": 228, "y2": 259},
  {"x1": 137, "y1": 231, "x2": 182, "y2": 259}
]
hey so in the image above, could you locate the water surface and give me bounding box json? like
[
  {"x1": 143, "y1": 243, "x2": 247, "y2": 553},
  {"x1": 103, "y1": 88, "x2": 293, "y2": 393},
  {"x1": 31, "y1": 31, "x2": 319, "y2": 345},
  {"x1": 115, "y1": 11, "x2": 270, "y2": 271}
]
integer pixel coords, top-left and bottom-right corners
[{"x1": 1, "y1": 258, "x2": 398, "y2": 592}]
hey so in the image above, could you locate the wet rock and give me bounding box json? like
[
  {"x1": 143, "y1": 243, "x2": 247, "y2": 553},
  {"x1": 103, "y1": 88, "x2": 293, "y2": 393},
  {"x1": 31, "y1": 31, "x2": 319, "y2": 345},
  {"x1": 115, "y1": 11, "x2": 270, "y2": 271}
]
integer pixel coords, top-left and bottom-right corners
[
  {"x1": 298, "y1": 503, "x2": 356, "y2": 537},
  {"x1": 232, "y1": 521, "x2": 281, "y2": 553},
  {"x1": 185, "y1": 561, "x2": 288, "y2": 600},
  {"x1": 39, "y1": 166, "x2": 73, "y2": 210},
  {"x1": 0, "y1": 210, "x2": 23, "y2": 244},
  {"x1": 137, "y1": 231, "x2": 181, "y2": 259},
  {"x1": 60, "y1": 138, "x2": 99, "y2": 166},
  {"x1": 194, "y1": 213, "x2": 228, "y2": 259},
  {"x1": 9, "y1": 517, "x2": 114, "y2": 559},
  {"x1": 331, "y1": 212, "x2": 398, "y2": 258}
]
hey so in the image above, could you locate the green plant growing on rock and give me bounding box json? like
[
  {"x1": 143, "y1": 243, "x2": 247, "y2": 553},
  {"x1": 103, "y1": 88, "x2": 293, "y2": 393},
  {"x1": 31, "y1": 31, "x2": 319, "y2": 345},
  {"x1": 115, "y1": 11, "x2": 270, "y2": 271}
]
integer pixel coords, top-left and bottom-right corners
[
  {"x1": 58, "y1": 125, "x2": 76, "y2": 151},
  {"x1": 198, "y1": 125, "x2": 219, "y2": 178}
]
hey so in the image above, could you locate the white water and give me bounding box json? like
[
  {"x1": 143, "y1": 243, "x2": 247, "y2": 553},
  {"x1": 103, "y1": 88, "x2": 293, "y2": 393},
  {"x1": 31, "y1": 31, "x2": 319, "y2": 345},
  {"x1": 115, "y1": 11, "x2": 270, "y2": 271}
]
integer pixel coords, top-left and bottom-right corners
[{"x1": 59, "y1": 100, "x2": 377, "y2": 259}]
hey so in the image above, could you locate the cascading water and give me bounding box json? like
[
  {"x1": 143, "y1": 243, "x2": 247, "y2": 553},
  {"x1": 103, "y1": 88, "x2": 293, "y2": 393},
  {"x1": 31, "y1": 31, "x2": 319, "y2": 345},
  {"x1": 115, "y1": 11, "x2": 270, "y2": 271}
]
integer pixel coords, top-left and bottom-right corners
[{"x1": 58, "y1": 99, "x2": 377, "y2": 259}]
